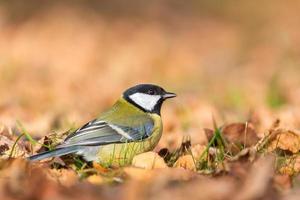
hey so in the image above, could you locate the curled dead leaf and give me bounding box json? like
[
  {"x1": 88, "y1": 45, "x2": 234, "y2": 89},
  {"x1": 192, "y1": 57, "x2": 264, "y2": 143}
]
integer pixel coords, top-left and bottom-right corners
[
  {"x1": 1, "y1": 158, "x2": 30, "y2": 194},
  {"x1": 0, "y1": 135, "x2": 27, "y2": 158},
  {"x1": 203, "y1": 128, "x2": 214, "y2": 142},
  {"x1": 86, "y1": 175, "x2": 104, "y2": 185},
  {"x1": 278, "y1": 155, "x2": 300, "y2": 176},
  {"x1": 33, "y1": 136, "x2": 51, "y2": 153},
  {"x1": 47, "y1": 169, "x2": 78, "y2": 187},
  {"x1": 273, "y1": 174, "x2": 292, "y2": 192},
  {"x1": 268, "y1": 130, "x2": 300, "y2": 153},
  {"x1": 234, "y1": 156, "x2": 275, "y2": 200},
  {"x1": 124, "y1": 167, "x2": 154, "y2": 181},
  {"x1": 174, "y1": 154, "x2": 196, "y2": 171},
  {"x1": 132, "y1": 152, "x2": 167, "y2": 169},
  {"x1": 190, "y1": 144, "x2": 206, "y2": 159},
  {"x1": 222, "y1": 122, "x2": 259, "y2": 146},
  {"x1": 228, "y1": 147, "x2": 256, "y2": 162},
  {"x1": 33, "y1": 131, "x2": 66, "y2": 154}
]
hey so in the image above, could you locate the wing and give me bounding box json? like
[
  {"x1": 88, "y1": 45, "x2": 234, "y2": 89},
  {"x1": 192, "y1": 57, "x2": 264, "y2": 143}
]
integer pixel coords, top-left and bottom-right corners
[{"x1": 58, "y1": 116, "x2": 154, "y2": 148}]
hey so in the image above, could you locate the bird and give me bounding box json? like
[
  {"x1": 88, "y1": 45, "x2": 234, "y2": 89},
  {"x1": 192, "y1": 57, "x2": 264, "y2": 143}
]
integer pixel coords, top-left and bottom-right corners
[{"x1": 28, "y1": 84, "x2": 176, "y2": 167}]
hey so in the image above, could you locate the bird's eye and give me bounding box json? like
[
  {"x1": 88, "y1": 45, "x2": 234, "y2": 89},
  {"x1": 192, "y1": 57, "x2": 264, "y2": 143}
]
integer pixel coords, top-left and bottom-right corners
[{"x1": 148, "y1": 89, "x2": 155, "y2": 95}]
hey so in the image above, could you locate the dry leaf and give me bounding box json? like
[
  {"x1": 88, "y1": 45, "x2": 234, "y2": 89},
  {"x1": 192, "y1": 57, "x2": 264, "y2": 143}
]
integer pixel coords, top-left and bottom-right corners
[
  {"x1": 124, "y1": 167, "x2": 154, "y2": 181},
  {"x1": 132, "y1": 152, "x2": 167, "y2": 169},
  {"x1": 228, "y1": 147, "x2": 256, "y2": 162},
  {"x1": 234, "y1": 156, "x2": 275, "y2": 200},
  {"x1": 222, "y1": 122, "x2": 259, "y2": 146},
  {"x1": 33, "y1": 136, "x2": 52, "y2": 153},
  {"x1": 268, "y1": 130, "x2": 300, "y2": 153},
  {"x1": 203, "y1": 128, "x2": 214, "y2": 142},
  {"x1": 174, "y1": 155, "x2": 196, "y2": 171},
  {"x1": 273, "y1": 174, "x2": 292, "y2": 191},
  {"x1": 190, "y1": 144, "x2": 206, "y2": 159},
  {"x1": 86, "y1": 175, "x2": 104, "y2": 185},
  {"x1": 146, "y1": 175, "x2": 235, "y2": 200},
  {"x1": 125, "y1": 167, "x2": 196, "y2": 183},
  {"x1": 278, "y1": 155, "x2": 300, "y2": 176},
  {"x1": 0, "y1": 158, "x2": 30, "y2": 194},
  {"x1": 47, "y1": 169, "x2": 78, "y2": 187},
  {"x1": 221, "y1": 122, "x2": 260, "y2": 155},
  {"x1": 0, "y1": 135, "x2": 27, "y2": 158}
]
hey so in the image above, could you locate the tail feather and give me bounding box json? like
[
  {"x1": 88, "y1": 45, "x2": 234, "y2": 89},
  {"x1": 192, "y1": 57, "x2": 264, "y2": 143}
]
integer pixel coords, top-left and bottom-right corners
[{"x1": 28, "y1": 146, "x2": 80, "y2": 161}]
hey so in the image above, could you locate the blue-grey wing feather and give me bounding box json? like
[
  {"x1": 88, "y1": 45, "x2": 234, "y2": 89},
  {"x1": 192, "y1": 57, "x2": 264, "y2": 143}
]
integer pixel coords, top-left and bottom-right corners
[{"x1": 58, "y1": 118, "x2": 154, "y2": 148}]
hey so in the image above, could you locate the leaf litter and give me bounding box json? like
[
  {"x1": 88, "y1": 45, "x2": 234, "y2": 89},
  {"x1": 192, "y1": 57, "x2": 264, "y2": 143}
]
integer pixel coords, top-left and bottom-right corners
[
  {"x1": 1, "y1": 2, "x2": 300, "y2": 199},
  {"x1": 0, "y1": 118, "x2": 299, "y2": 200}
]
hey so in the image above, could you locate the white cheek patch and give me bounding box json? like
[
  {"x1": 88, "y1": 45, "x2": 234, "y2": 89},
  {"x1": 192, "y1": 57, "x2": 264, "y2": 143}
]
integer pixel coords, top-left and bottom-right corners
[{"x1": 129, "y1": 93, "x2": 161, "y2": 111}]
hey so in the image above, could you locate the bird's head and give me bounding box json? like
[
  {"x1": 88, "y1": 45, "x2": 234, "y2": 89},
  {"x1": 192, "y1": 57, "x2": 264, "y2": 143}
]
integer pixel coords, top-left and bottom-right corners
[{"x1": 123, "y1": 84, "x2": 176, "y2": 115}]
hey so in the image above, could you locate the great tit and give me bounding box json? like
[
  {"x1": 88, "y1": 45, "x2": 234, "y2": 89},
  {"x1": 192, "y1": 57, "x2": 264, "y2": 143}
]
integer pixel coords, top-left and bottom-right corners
[{"x1": 28, "y1": 84, "x2": 176, "y2": 166}]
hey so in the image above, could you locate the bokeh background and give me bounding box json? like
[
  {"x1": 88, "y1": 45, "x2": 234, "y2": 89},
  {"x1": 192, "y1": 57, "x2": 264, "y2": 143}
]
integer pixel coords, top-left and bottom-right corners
[{"x1": 1, "y1": 0, "x2": 300, "y2": 149}]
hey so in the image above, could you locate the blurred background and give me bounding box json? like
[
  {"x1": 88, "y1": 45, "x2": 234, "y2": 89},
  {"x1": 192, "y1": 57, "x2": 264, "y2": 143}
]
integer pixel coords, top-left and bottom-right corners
[{"x1": 1, "y1": 0, "x2": 300, "y2": 149}]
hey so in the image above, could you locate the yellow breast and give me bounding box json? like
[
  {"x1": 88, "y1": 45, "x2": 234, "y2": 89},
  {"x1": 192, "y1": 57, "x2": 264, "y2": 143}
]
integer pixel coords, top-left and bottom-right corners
[{"x1": 96, "y1": 113, "x2": 162, "y2": 167}]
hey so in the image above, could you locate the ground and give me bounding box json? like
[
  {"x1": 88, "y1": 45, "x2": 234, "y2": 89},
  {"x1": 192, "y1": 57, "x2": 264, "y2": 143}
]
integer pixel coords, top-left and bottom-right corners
[{"x1": 0, "y1": 1, "x2": 300, "y2": 200}]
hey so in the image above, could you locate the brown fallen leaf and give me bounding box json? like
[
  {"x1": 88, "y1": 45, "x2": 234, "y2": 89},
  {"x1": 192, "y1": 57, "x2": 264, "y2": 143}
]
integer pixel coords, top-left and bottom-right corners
[
  {"x1": 203, "y1": 128, "x2": 214, "y2": 142},
  {"x1": 0, "y1": 135, "x2": 27, "y2": 159},
  {"x1": 268, "y1": 130, "x2": 300, "y2": 153},
  {"x1": 0, "y1": 158, "x2": 30, "y2": 195},
  {"x1": 0, "y1": 158, "x2": 123, "y2": 200},
  {"x1": 0, "y1": 158, "x2": 56, "y2": 199},
  {"x1": 227, "y1": 147, "x2": 256, "y2": 162},
  {"x1": 33, "y1": 131, "x2": 67, "y2": 153},
  {"x1": 47, "y1": 168, "x2": 78, "y2": 187},
  {"x1": 132, "y1": 152, "x2": 167, "y2": 169},
  {"x1": 278, "y1": 155, "x2": 300, "y2": 176},
  {"x1": 33, "y1": 136, "x2": 52, "y2": 153},
  {"x1": 86, "y1": 174, "x2": 104, "y2": 185},
  {"x1": 234, "y1": 156, "x2": 276, "y2": 200},
  {"x1": 124, "y1": 167, "x2": 198, "y2": 200},
  {"x1": 227, "y1": 160, "x2": 252, "y2": 181},
  {"x1": 125, "y1": 167, "x2": 197, "y2": 184},
  {"x1": 174, "y1": 155, "x2": 196, "y2": 171},
  {"x1": 124, "y1": 167, "x2": 154, "y2": 181},
  {"x1": 190, "y1": 144, "x2": 206, "y2": 159},
  {"x1": 222, "y1": 122, "x2": 259, "y2": 154},
  {"x1": 145, "y1": 175, "x2": 235, "y2": 200},
  {"x1": 273, "y1": 174, "x2": 292, "y2": 192}
]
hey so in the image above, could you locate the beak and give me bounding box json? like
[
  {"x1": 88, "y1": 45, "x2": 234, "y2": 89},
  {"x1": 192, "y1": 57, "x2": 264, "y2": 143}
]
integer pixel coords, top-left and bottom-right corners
[{"x1": 163, "y1": 92, "x2": 177, "y2": 99}]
